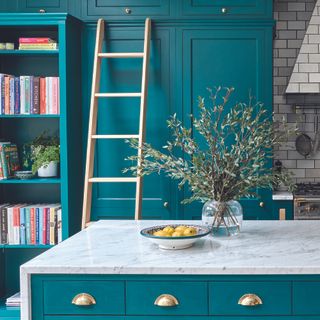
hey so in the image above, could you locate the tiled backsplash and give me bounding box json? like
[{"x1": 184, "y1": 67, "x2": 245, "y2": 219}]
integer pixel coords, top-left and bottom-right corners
[{"x1": 274, "y1": 0, "x2": 320, "y2": 182}]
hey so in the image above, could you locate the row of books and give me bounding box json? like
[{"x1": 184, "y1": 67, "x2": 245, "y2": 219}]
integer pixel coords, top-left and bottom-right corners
[
  {"x1": 18, "y1": 37, "x2": 58, "y2": 50},
  {"x1": 0, "y1": 74, "x2": 60, "y2": 115},
  {"x1": 0, "y1": 204, "x2": 62, "y2": 245},
  {"x1": 0, "y1": 142, "x2": 20, "y2": 179}
]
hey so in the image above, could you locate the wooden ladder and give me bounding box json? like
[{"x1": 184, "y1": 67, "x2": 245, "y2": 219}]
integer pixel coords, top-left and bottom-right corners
[{"x1": 81, "y1": 18, "x2": 151, "y2": 229}]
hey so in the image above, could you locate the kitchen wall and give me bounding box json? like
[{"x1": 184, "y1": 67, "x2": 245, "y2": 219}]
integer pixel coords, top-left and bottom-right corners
[{"x1": 274, "y1": 0, "x2": 320, "y2": 182}]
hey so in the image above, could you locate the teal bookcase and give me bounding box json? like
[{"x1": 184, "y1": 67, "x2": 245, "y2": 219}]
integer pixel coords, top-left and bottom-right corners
[{"x1": 0, "y1": 13, "x2": 82, "y2": 319}]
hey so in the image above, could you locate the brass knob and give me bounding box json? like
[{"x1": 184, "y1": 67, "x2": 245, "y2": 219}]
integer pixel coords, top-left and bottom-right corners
[
  {"x1": 238, "y1": 293, "x2": 263, "y2": 306},
  {"x1": 39, "y1": 9, "x2": 46, "y2": 13},
  {"x1": 221, "y1": 7, "x2": 227, "y2": 14},
  {"x1": 125, "y1": 8, "x2": 132, "y2": 14},
  {"x1": 154, "y1": 294, "x2": 179, "y2": 307},
  {"x1": 163, "y1": 202, "x2": 169, "y2": 208},
  {"x1": 259, "y1": 202, "x2": 265, "y2": 208},
  {"x1": 72, "y1": 293, "x2": 96, "y2": 306}
]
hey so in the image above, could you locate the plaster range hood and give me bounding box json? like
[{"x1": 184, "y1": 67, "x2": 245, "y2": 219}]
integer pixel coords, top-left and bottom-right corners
[{"x1": 286, "y1": 0, "x2": 320, "y2": 94}]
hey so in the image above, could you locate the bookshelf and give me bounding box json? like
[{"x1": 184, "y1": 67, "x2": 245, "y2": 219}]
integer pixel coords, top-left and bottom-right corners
[{"x1": 0, "y1": 13, "x2": 82, "y2": 319}]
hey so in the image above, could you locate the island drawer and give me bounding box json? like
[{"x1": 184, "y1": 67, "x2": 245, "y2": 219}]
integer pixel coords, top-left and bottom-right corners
[
  {"x1": 293, "y1": 281, "x2": 320, "y2": 315},
  {"x1": 209, "y1": 281, "x2": 291, "y2": 315},
  {"x1": 43, "y1": 280, "x2": 125, "y2": 315},
  {"x1": 126, "y1": 281, "x2": 208, "y2": 315}
]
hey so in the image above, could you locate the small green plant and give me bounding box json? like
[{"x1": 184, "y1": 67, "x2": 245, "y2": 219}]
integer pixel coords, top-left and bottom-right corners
[
  {"x1": 124, "y1": 87, "x2": 295, "y2": 204},
  {"x1": 22, "y1": 132, "x2": 60, "y2": 174}
]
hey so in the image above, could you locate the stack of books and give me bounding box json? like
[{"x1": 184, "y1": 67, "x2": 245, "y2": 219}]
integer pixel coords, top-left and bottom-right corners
[
  {"x1": 0, "y1": 74, "x2": 60, "y2": 115},
  {"x1": 0, "y1": 203, "x2": 62, "y2": 245},
  {"x1": 18, "y1": 37, "x2": 58, "y2": 50},
  {"x1": 6, "y1": 292, "x2": 21, "y2": 307},
  {"x1": 0, "y1": 142, "x2": 20, "y2": 179}
]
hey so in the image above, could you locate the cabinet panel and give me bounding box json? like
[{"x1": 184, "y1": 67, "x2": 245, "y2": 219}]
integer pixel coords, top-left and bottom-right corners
[
  {"x1": 293, "y1": 281, "x2": 320, "y2": 315},
  {"x1": 181, "y1": 0, "x2": 272, "y2": 19},
  {"x1": 179, "y1": 26, "x2": 273, "y2": 220},
  {"x1": 87, "y1": 0, "x2": 170, "y2": 17},
  {"x1": 17, "y1": 0, "x2": 68, "y2": 13},
  {"x1": 82, "y1": 25, "x2": 174, "y2": 219}
]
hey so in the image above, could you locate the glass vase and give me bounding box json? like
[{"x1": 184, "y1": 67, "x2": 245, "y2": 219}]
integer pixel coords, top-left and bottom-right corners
[{"x1": 202, "y1": 200, "x2": 243, "y2": 237}]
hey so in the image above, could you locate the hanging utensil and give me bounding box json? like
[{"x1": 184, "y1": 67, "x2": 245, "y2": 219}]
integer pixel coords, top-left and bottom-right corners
[
  {"x1": 313, "y1": 115, "x2": 320, "y2": 155},
  {"x1": 296, "y1": 112, "x2": 313, "y2": 157}
]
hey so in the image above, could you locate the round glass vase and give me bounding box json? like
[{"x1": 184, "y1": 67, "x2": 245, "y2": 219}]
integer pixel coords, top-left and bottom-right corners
[{"x1": 202, "y1": 200, "x2": 243, "y2": 237}]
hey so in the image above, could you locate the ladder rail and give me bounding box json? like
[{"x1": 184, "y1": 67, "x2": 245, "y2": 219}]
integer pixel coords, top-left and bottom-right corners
[
  {"x1": 82, "y1": 19, "x2": 105, "y2": 230},
  {"x1": 135, "y1": 18, "x2": 151, "y2": 220}
]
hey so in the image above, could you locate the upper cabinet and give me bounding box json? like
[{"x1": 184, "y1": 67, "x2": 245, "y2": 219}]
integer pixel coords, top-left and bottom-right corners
[
  {"x1": 17, "y1": 0, "x2": 68, "y2": 13},
  {"x1": 86, "y1": 0, "x2": 171, "y2": 18},
  {"x1": 180, "y1": 0, "x2": 273, "y2": 19}
]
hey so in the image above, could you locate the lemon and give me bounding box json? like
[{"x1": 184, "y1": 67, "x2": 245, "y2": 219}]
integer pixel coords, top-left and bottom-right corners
[
  {"x1": 175, "y1": 225, "x2": 187, "y2": 232},
  {"x1": 153, "y1": 230, "x2": 170, "y2": 237},
  {"x1": 183, "y1": 227, "x2": 197, "y2": 236},
  {"x1": 163, "y1": 226, "x2": 175, "y2": 235},
  {"x1": 172, "y1": 231, "x2": 184, "y2": 237}
]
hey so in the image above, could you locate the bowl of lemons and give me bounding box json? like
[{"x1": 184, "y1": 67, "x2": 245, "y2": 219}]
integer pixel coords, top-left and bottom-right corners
[{"x1": 140, "y1": 224, "x2": 210, "y2": 250}]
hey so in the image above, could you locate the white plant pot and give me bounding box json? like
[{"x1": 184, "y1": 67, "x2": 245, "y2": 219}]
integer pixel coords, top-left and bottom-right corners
[{"x1": 37, "y1": 161, "x2": 59, "y2": 178}]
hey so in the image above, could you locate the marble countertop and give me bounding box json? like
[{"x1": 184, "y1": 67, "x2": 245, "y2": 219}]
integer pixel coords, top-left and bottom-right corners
[
  {"x1": 272, "y1": 191, "x2": 293, "y2": 200},
  {"x1": 20, "y1": 220, "x2": 320, "y2": 275}
]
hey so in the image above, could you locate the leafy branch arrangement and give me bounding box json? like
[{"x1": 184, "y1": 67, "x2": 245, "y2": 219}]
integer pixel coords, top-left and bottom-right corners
[{"x1": 124, "y1": 87, "x2": 295, "y2": 205}]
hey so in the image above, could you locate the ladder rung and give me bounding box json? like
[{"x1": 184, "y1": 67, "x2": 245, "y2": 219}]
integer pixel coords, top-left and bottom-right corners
[
  {"x1": 95, "y1": 93, "x2": 142, "y2": 98},
  {"x1": 89, "y1": 177, "x2": 138, "y2": 183},
  {"x1": 92, "y1": 134, "x2": 139, "y2": 139},
  {"x1": 98, "y1": 52, "x2": 144, "y2": 58}
]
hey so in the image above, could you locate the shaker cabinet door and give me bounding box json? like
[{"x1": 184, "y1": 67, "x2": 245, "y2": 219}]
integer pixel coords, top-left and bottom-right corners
[
  {"x1": 178, "y1": 26, "x2": 273, "y2": 220},
  {"x1": 82, "y1": 25, "x2": 174, "y2": 220},
  {"x1": 17, "y1": 0, "x2": 68, "y2": 12}
]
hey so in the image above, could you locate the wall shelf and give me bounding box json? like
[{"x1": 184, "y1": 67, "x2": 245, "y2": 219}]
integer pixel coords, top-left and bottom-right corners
[
  {"x1": 0, "y1": 49, "x2": 59, "y2": 55},
  {"x1": 0, "y1": 114, "x2": 60, "y2": 118},
  {"x1": 0, "y1": 178, "x2": 61, "y2": 184}
]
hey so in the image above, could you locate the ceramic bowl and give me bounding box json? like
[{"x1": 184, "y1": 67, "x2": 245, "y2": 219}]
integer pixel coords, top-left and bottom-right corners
[
  {"x1": 140, "y1": 224, "x2": 210, "y2": 250},
  {"x1": 14, "y1": 170, "x2": 34, "y2": 180}
]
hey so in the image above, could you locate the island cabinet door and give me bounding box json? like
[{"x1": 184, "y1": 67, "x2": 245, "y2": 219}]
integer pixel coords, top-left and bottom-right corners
[
  {"x1": 293, "y1": 281, "x2": 320, "y2": 315},
  {"x1": 177, "y1": 25, "x2": 273, "y2": 220},
  {"x1": 82, "y1": 24, "x2": 175, "y2": 220}
]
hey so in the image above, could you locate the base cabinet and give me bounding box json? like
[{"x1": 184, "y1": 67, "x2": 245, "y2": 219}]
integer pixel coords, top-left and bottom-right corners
[{"x1": 30, "y1": 275, "x2": 320, "y2": 320}]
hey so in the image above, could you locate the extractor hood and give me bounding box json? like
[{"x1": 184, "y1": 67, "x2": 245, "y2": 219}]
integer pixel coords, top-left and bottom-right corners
[{"x1": 286, "y1": 0, "x2": 320, "y2": 94}]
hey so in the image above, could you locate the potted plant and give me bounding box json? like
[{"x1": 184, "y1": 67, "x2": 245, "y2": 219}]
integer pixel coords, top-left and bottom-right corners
[
  {"x1": 25, "y1": 132, "x2": 60, "y2": 178},
  {"x1": 125, "y1": 87, "x2": 295, "y2": 236}
]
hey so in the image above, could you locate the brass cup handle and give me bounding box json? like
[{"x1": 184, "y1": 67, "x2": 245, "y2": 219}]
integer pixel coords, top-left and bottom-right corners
[
  {"x1": 238, "y1": 293, "x2": 263, "y2": 306},
  {"x1": 72, "y1": 293, "x2": 96, "y2": 306},
  {"x1": 259, "y1": 202, "x2": 265, "y2": 208},
  {"x1": 154, "y1": 294, "x2": 179, "y2": 307},
  {"x1": 39, "y1": 9, "x2": 46, "y2": 13},
  {"x1": 221, "y1": 7, "x2": 227, "y2": 13}
]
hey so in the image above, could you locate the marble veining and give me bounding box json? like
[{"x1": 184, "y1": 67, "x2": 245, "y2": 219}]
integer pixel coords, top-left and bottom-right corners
[
  {"x1": 20, "y1": 220, "x2": 320, "y2": 275},
  {"x1": 272, "y1": 191, "x2": 293, "y2": 200}
]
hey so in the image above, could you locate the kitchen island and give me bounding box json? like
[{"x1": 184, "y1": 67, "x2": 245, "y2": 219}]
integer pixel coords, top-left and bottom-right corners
[{"x1": 21, "y1": 220, "x2": 320, "y2": 319}]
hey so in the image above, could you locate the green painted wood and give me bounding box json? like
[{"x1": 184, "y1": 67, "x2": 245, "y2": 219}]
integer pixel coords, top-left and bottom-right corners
[
  {"x1": 293, "y1": 281, "x2": 320, "y2": 315},
  {"x1": 43, "y1": 280, "x2": 125, "y2": 315},
  {"x1": 126, "y1": 281, "x2": 208, "y2": 315},
  {"x1": 0, "y1": 50, "x2": 58, "y2": 55},
  {"x1": 42, "y1": 317, "x2": 320, "y2": 320},
  {"x1": 272, "y1": 200, "x2": 294, "y2": 220},
  {"x1": 0, "y1": 178, "x2": 61, "y2": 184},
  {"x1": 0, "y1": 114, "x2": 59, "y2": 118},
  {"x1": 209, "y1": 281, "x2": 291, "y2": 315},
  {"x1": 17, "y1": 0, "x2": 68, "y2": 13}
]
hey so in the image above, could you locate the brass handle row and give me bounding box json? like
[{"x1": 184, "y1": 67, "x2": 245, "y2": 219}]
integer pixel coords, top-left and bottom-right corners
[{"x1": 71, "y1": 292, "x2": 261, "y2": 308}]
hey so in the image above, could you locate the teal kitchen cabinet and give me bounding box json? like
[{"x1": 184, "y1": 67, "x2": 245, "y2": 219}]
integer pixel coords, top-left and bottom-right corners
[
  {"x1": 82, "y1": 23, "x2": 175, "y2": 220},
  {"x1": 17, "y1": 0, "x2": 68, "y2": 13},
  {"x1": 178, "y1": 24, "x2": 273, "y2": 220},
  {"x1": 273, "y1": 200, "x2": 294, "y2": 220}
]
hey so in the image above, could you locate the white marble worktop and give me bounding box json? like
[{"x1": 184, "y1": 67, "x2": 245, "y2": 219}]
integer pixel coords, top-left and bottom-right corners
[
  {"x1": 272, "y1": 191, "x2": 293, "y2": 200},
  {"x1": 20, "y1": 220, "x2": 320, "y2": 275}
]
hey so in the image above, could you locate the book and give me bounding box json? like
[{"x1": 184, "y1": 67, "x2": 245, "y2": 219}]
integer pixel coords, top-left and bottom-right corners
[
  {"x1": 14, "y1": 77, "x2": 20, "y2": 114},
  {"x1": 3, "y1": 144, "x2": 20, "y2": 177},
  {"x1": 20, "y1": 206, "x2": 26, "y2": 245},
  {"x1": 46, "y1": 77, "x2": 51, "y2": 114},
  {"x1": 20, "y1": 76, "x2": 26, "y2": 114},
  {"x1": 19, "y1": 37, "x2": 56, "y2": 44},
  {"x1": 9, "y1": 77, "x2": 14, "y2": 114},
  {"x1": 25, "y1": 76, "x2": 30, "y2": 114},
  {"x1": 33, "y1": 76, "x2": 40, "y2": 114},
  {"x1": 36, "y1": 207, "x2": 40, "y2": 244},
  {"x1": 52, "y1": 77, "x2": 58, "y2": 114},
  {"x1": 30, "y1": 207, "x2": 36, "y2": 245},
  {"x1": 57, "y1": 208, "x2": 62, "y2": 243},
  {"x1": 4, "y1": 76, "x2": 11, "y2": 114},
  {"x1": 25, "y1": 206, "x2": 31, "y2": 245},
  {"x1": 19, "y1": 43, "x2": 58, "y2": 50},
  {"x1": 0, "y1": 142, "x2": 11, "y2": 179},
  {"x1": 13, "y1": 205, "x2": 23, "y2": 245},
  {"x1": 40, "y1": 77, "x2": 46, "y2": 114},
  {"x1": 7, "y1": 206, "x2": 14, "y2": 244},
  {"x1": 29, "y1": 76, "x2": 34, "y2": 114},
  {"x1": 0, "y1": 74, "x2": 5, "y2": 114}
]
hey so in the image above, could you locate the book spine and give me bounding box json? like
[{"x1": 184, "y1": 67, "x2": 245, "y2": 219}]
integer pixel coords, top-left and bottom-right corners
[
  {"x1": 7, "y1": 207, "x2": 13, "y2": 245},
  {"x1": 30, "y1": 208, "x2": 35, "y2": 245},
  {"x1": 4, "y1": 144, "x2": 20, "y2": 177},
  {"x1": 13, "y1": 206, "x2": 20, "y2": 245},
  {"x1": 9, "y1": 77, "x2": 14, "y2": 115},
  {"x1": 57, "y1": 208, "x2": 62, "y2": 243},
  {"x1": 20, "y1": 207, "x2": 26, "y2": 245},
  {"x1": 25, "y1": 208, "x2": 31, "y2": 245},
  {"x1": 40, "y1": 77, "x2": 46, "y2": 114},
  {"x1": 1, "y1": 206, "x2": 7, "y2": 244},
  {"x1": 33, "y1": 76, "x2": 40, "y2": 114},
  {"x1": 45, "y1": 77, "x2": 50, "y2": 114},
  {"x1": 0, "y1": 74, "x2": 3, "y2": 115},
  {"x1": 46, "y1": 208, "x2": 50, "y2": 245},
  {"x1": 29, "y1": 76, "x2": 34, "y2": 114},
  {"x1": 0, "y1": 143, "x2": 9, "y2": 179},
  {"x1": 25, "y1": 76, "x2": 30, "y2": 114},
  {"x1": 57, "y1": 77, "x2": 60, "y2": 114},
  {"x1": 19, "y1": 43, "x2": 58, "y2": 49},
  {"x1": 4, "y1": 76, "x2": 10, "y2": 114},
  {"x1": 42, "y1": 207, "x2": 47, "y2": 244},
  {"x1": 14, "y1": 77, "x2": 20, "y2": 114},
  {"x1": 19, "y1": 38, "x2": 54, "y2": 44},
  {"x1": 0, "y1": 151, "x2": 3, "y2": 179},
  {"x1": 39, "y1": 207, "x2": 43, "y2": 245},
  {"x1": 52, "y1": 77, "x2": 58, "y2": 114},
  {"x1": 49, "y1": 208, "x2": 55, "y2": 245},
  {"x1": 20, "y1": 76, "x2": 26, "y2": 114},
  {"x1": 36, "y1": 207, "x2": 39, "y2": 245}
]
